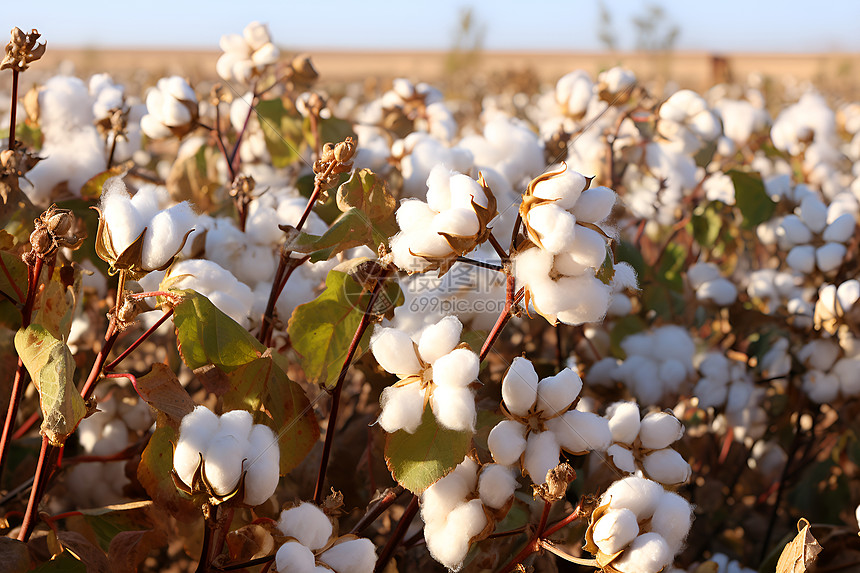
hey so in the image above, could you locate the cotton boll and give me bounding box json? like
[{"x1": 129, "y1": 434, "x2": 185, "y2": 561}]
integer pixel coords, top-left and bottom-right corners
[
  {"x1": 432, "y1": 208, "x2": 479, "y2": 237},
  {"x1": 478, "y1": 464, "x2": 518, "y2": 509},
  {"x1": 593, "y1": 508, "x2": 640, "y2": 555},
  {"x1": 204, "y1": 433, "x2": 246, "y2": 495},
  {"x1": 319, "y1": 538, "x2": 377, "y2": 573},
  {"x1": 555, "y1": 275, "x2": 612, "y2": 325},
  {"x1": 101, "y1": 178, "x2": 145, "y2": 255},
  {"x1": 535, "y1": 368, "x2": 582, "y2": 417},
  {"x1": 524, "y1": 431, "x2": 561, "y2": 483},
  {"x1": 92, "y1": 419, "x2": 129, "y2": 457},
  {"x1": 601, "y1": 476, "x2": 663, "y2": 519},
  {"x1": 798, "y1": 194, "x2": 828, "y2": 233},
  {"x1": 567, "y1": 226, "x2": 607, "y2": 268},
  {"x1": 130, "y1": 184, "x2": 167, "y2": 222},
  {"x1": 417, "y1": 316, "x2": 462, "y2": 364},
  {"x1": 548, "y1": 410, "x2": 612, "y2": 453},
  {"x1": 834, "y1": 358, "x2": 860, "y2": 396},
  {"x1": 371, "y1": 328, "x2": 421, "y2": 375},
  {"x1": 488, "y1": 420, "x2": 528, "y2": 466},
  {"x1": 513, "y1": 247, "x2": 554, "y2": 287},
  {"x1": 502, "y1": 357, "x2": 539, "y2": 416},
  {"x1": 218, "y1": 409, "x2": 254, "y2": 443},
  {"x1": 687, "y1": 262, "x2": 721, "y2": 289},
  {"x1": 378, "y1": 385, "x2": 425, "y2": 434},
  {"x1": 642, "y1": 448, "x2": 691, "y2": 485},
  {"x1": 621, "y1": 333, "x2": 654, "y2": 358},
  {"x1": 277, "y1": 503, "x2": 332, "y2": 550},
  {"x1": 698, "y1": 278, "x2": 739, "y2": 305},
  {"x1": 532, "y1": 167, "x2": 587, "y2": 210},
  {"x1": 786, "y1": 245, "x2": 816, "y2": 274},
  {"x1": 424, "y1": 165, "x2": 453, "y2": 212},
  {"x1": 275, "y1": 541, "x2": 316, "y2": 573},
  {"x1": 76, "y1": 415, "x2": 106, "y2": 453},
  {"x1": 527, "y1": 204, "x2": 577, "y2": 253},
  {"x1": 425, "y1": 500, "x2": 486, "y2": 571},
  {"x1": 243, "y1": 424, "x2": 280, "y2": 507},
  {"x1": 572, "y1": 186, "x2": 616, "y2": 223},
  {"x1": 639, "y1": 413, "x2": 684, "y2": 450},
  {"x1": 409, "y1": 229, "x2": 456, "y2": 258},
  {"x1": 432, "y1": 348, "x2": 479, "y2": 388},
  {"x1": 650, "y1": 492, "x2": 693, "y2": 553},
  {"x1": 652, "y1": 326, "x2": 696, "y2": 367},
  {"x1": 422, "y1": 461, "x2": 474, "y2": 525},
  {"x1": 612, "y1": 532, "x2": 673, "y2": 573},
  {"x1": 608, "y1": 444, "x2": 636, "y2": 473},
  {"x1": 798, "y1": 339, "x2": 841, "y2": 371},
  {"x1": 449, "y1": 173, "x2": 488, "y2": 210},
  {"x1": 822, "y1": 213, "x2": 855, "y2": 243},
  {"x1": 431, "y1": 385, "x2": 476, "y2": 432},
  {"x1": 606, "y1": 402, "x2": 641, "y2": 444},
  {"x1": 141, "y1": 202, "x2": 197, "y2": 270},
  {"x1": 803, "y1": 371, "x2": 840, "y2": 403},
  {"x1": 174, "y1": 406, "x2": 220, "y2": 485},
  {"x1": 234, "y1": 244, "x2": 278, "y2": 285},
  {"x1": 658, "y1": 359, "x2": 688, "y2": 391},
  {"x1": 816, "y1": 243, "x2": 846, "y2": 273}
]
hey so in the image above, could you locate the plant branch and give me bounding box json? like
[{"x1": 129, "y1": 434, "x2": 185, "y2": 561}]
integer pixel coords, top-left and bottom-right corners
[
  {"x1": 488, "y1": 232, "x2": 509, "y2": 262},
  {"x1": 104, "y1": 308, "x2": 174, "y2": 372},
  {"x1": 80, "y1": 319, "x2": 119, "y2": 402},
  {"x1": 538, "y1": 539, "x2": 598, "y2": 567},
  {"x1": 480, "y1": 275, "x2": 524, "y2": 362},
  {"x1": 374, "y1": 494, "x2": 420, "y2": 573},
  {"x1": 258, "y1": 254, "x2": 309, "y2": 345},
  {"x1": 350, "y1": 487, "x2": 406, "y2": 535},
  {"x1": 17, "y1": 436, "x2": 55, "y2": 541},
  {"x1": 228, "y1": 79, "x2": 259, "y2": 175},
  {"x1": 455, "y1": 256, "x2": 504, "y2": 273},
  {"x1": 8, "y1": 70, "x2": 18, "y2": 150}
]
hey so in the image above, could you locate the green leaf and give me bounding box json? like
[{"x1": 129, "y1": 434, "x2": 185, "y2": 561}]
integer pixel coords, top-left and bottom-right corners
[
  {"x1": 32, "y1": 276, "x2": 77, "y2": 341},
  {"x1": 385, "y1": 405, "x2": 472, "y2": 493},
  {"x1": 729, "y1": 169, "x2": 776, "y2": 229},
  {"x1": 0, "y1": 248, "x2": 28, "y2": 304},
  {"x1": 690, "y1": 202, "x2": 724, "y2": 248},
  {"x1": 222, "y1": 353, "x2": 319, "y2": 474},
  {"x1": 336, "y1": 169, "x2": 397, "y2": 220},
  {"x1": 256, "y1": 98, "x2": 304, "y2": 168},
  {"x1": 78, "y1": 502, "x2": 156, "y2": 552},
  {"x1": 171, "y1": 289, "x2": 265, "y2": 372},
  {"x1": 303, "y1": 116, "x2": 356, "y2": 154},
  {"x1": 289, "y1": 208, "x2": 398, "y2": 263},
  {"x1": 616, "y1": 240, "x2": 645, "y2": 280},
  {"x1": 657, "y1": 242, "x2": 686, "y2": 291},
  {"x1": 596, "y1": 245, "x2": 615, "y2": 286},
  {"x1": 287, "y1": 271, "x2": 372, "y2": 388},
  {"x1": 14, "y1": 324, "x2": 86, "y2": 445}
]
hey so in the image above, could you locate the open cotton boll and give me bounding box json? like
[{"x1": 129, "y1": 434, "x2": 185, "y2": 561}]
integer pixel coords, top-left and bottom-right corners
[
  {"x1": 567, "y1": 226, "x2": 608, "y2": 268},
  {"x1": 803, "y1": 371, "x2": 840, "y2": 403},
  {"x1": 424, "y1": 166, "x2": 455, "y2": 212},
  {"x1": 697, "y1": 278, "x2": 738, "y2": 306},
  {"x1": 448, "y1": 173, "x2": 488, "y2": 210},
  {"x1": 478, "y1": 464, "x2": 518, "y2": 509},
  {"x1": 798, "y1": 194, "x2": 828, "y2": 233},
  {"x1": 823, "y1": 213, "x2": 855, "y2": 243},
  {"x1": 390, "y1": 231, "x2": 432, "y2": 272},
  {"x1": 92, "y1": 419, "x2": 130, "y2": 457},
  {"x1": 243, "y1": 424, "x2": 280, "y2": 506},
  {"x1": 432, "y1": 348, "x2": 479, "y2": 388},
  {"x1": 410, "y1": 229, "x2": 456, "y2": 258},
  {"x1": 652, "y1": 326, "x2": 696, "y2": 366},
  {"x1": 319, "y1": 538, "x2": 377, "y2": 573},
  {"x1": 378, "y1": 385, "x2": 425, "y2": 434},
  {"x1": 203, "y1": 433, "x2": 247, "y2": 495},
  {"x1": 816, "y1": 243, "x2": 846, "y2": 273},
  {"x1": 424, "y1": 506, "x2": 481, "y2": 572},
  {"x1": 431, "y1": 385, "x2": 476, "y2": 432},
  {"x1": 174, "y1": 406, "x2": 220, "y2": 485},
  {"x1": 642, "y1": 448, "x2": 691, "y2": 485},
  {"x1": 502, "y1": 357, "x2": 539, "y2": 416},
  {"x1": 650, "y1": 491, "x2": 693, "y2": 553},
  {"x1": 608, "y1": 444, "x2": 637, "y2": 473},
  {"x1": 141, "y1": 202, "x2": 197, "y2": 270},
  {"x1": 834, "y1": 358, "x2": 860, "y2": 395},
  {"x1": 687, "y1": 262, "x2": 722, "y2": 290},
  {"x1": 606, "y1": 402, "x2": 641, "y2": 444},
  {"x1": 432, "y1": 208, "x2": 480, "y2": 237},
  {"x1": 488, "y1": 420, "x2": 528, "y2": 466},
  {"x1": 527, "y1": 203, "x2": 577, "y2": 253},
  {"x1": 621, "y1": 332, "x2": 653, "y2": 357},
  {"x1": 396, "y1": 199, "x2": 438, "y2": 232},
  {"x1": 786, "y1": 245, "x2": 816, "y2": 273},
  {"x1": 101, "y1": 178, "x2": 146, "y2": 255},
  {"x1": 275, "y1": 541, "x2": 316, "y2": 573},
  {"x1": 535, "y1": 369, "x2": 582, "y2": 417},
  {"x1": 639, "y1": 413, "x2": 684, "y2": 450},
  {"x1": 532, "y1": 167, "x2": 587, "y2": 210},
  {"x1": 277, "y1": 503, "x2": 332, "y2": 550},
  {"x1": 601, "y1": 476, "x2": 663, "y2": 519},
  {"x1": 612, "y1": 532, "x2": 673, "y2": 573},
  {"x1": 130, "y1": 184, "x2": 169, "y2": 222},
  {"x1": 657, "y1": 359, "x2": 687, "y2": 390},
  {"x1": 548, "y1": 410, "x2": 612, "y2": 453},
  {"x1": 218, "y1": 409, "x2": 254, "y2": 443},
  {"x1": 417, "y1": 316, "x2": 462, "y2": 364},
  {"x1": 593, "y1": 508, "x2": 640, "y2": 555},
  {"x1": 513, "y1": 247, "x2": 554, "y2": 287},
  {"x1": 572, "y1": 186, "x2": 616, "y2": 223},
  {"x1": 371, "y1": 328, "x2": 421, "y2": 376},
  {"x1": 778, "y1": 215, "x2": 813, "y2": 247},
  {"x1": 798, "y1": 339, "x2": 841, "y2": 371},
  {"x1": 524, "y1": 430, "x2": 561, "y2": 483},
  {"x1": 422, "y1": 460, "x2": 475, "y2": 525}
]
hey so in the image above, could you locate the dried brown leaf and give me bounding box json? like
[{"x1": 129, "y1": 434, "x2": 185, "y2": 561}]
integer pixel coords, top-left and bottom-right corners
[{"x1": 776, "y1": 518, "x2": 823, "y2": 573}]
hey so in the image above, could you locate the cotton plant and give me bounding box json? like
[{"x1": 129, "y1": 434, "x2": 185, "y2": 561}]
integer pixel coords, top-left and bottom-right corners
[
  {"x1": 745, "y1": 268, "x2": 814, "y2": 327},
  {"x1": 371, "y1": 315, "x2": 479, "y2": 433},
  {"x1": 274, "y1": 503, "x2": 376, "y2": 573},
  {"x1": 693, "y1": 352, "x2": 758, "y2": 415},
  {"x1": 603, "y1": 402, "x2": 690, "y2": 486},
  {"x1": 656, "y1": 89, "x2": 721, "y2": 154},
  {"x1": 458, "y1": 115, "x2": 545, "y2": 189},
  {"x1": 487, "y1": 357, "x2": 611, "y2": 484},
  {"x1": 797, "y1": 338, "x2": 860, "y2": 403},
  {"x1": 216, "y1": 21, "x2": 280, "y2": 87},
  {"x1": 584, "y1": 476, "x2": 693, "y2": 573},
  {"x1": 687, "y1": 261, "x2": 738, "y2": 306},
  {"x1": 139, "y1": 76, "x2": 198, "y2": 140},
  {"x1": 814, "y1": 279, "x2": 860, "y2": 331},
  {"x1": 393, "y1": 131, "x2": 474, "y2": 198}
]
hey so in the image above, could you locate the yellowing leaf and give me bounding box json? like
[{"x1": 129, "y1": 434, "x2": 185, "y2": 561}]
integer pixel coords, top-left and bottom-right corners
[{"x1": 776, "y1": 518, "x2": 823, "y2": 573}]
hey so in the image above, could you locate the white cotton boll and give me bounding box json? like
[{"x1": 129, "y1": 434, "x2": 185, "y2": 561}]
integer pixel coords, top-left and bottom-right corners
[
  {"x1": 277, "y1": 503, "x2": 332, "y2": 550},
  {"x1": 319, "y1": 538, "x2": 377, "y2": 573},
  {"x1": 502, "y1": 357, "x2": 539, "y2": 416},
  {"x1": 417, "y1": 315, "x2": 462, "y2": 364},
  {"x1": 835, "y1": 358, "x2": 860, "y2": 396},
  {"x1": 432, "y1": 208, "x2": 479, "y2": 237},
  {"x1": 658, "y1": 359, "x2": 688, "y2": 390},
  {"x1": 612, "y1": 532, "x2": 673, "y2": 573},
  {"x1": 653, "y1": 326, "x2": 695, "y2": 367},
  {"x1": 204, "y1": 433, "x2": 246, "y2": 495},
  {"x1": 488, "y1": 420, "x2": 528, "y2": 466},
  {"x1": 513, "y1": 248, "x2": 554, "y2": 288},
  {"x1": 572, "y1": 186, "x2": 616, "y2": 223},
  {"x1": 76, "y1": 415, "x2": 105, "y2": 453},
  {"x1": 424, "y1": 165, "x2": 453, "y2": 213},
  {"x1": 642, "y1": 448, "x2": 691, "y2": 485},
  {"x1": 174, "y1": 406, "x2": 220, "y2": 485},
  {"x1": 422, "y1": 458, "x2": 476, "y2": 525},
  {"x1": 275, "y1": 541, "x2": 316, "y2": 573},
  {"x1": 410, "y1": 229, "x2": 455, "y2": 258},
  {"x1": 613, "y1": 262, "x2": 638, "y2": 291},
  {"x1": 548, "y1": 410, "x2": 612, "y2": 453},
  {"x1": 431, "y1": 385, "x2": 476, "y2": 432},
  {"x1": 786, "y1": 245, "x2": 816, "y2": 273},
  {"x1": 527, "y1": 204, "x2": 577, "y2": 254},
  {"x1": 620, "y1": 356, "x2": 663, "y2": 405},
  {"x1": 141, "y1": 202, "x2": 197, "y2": 270},
  {"x1": 593, "y1": 508, "x2": 640, "y2": 555},
  {"x1": 621, "y1": 333, "x2": 654, "y2": 358},
  {"x1": 694, "y1": 378, "x2": 728, "y2": 409},
  {"x1": 639, "y1": 413, "x2": 684, "y2": 450},
  {"x1": 837, "y1": 280, "x2": 860, "y2": 311},
  {"x1": 798, "y1": 194, "x2": 828, "y2": 233},
  {"x1": 725, "y1": 382, "x2": 754, "y2": 414},
  {"x1": 389, "y1": 231, "x2": 431, "y2": 272},
  {"x1": 371, "y1": 327, "x2": 421, "y2": 375},
  {"x1": 822, "y1": 213, "x2": 855, "y2": 243},
  {"x1": 601, "y1": 476, "x2": 663, "y2": 519},
  {"x1": 218, "y1": 409, "x2": 254, "y2": 443},
  {"x1": 798, "y1": 339, "x2": 841, "y2": 371},
  {"x1": 130, "y1": 184, "x2": 167, "y2": 222},
  {"x1": 234, "y1": 244, "x2": 278, "y2": 285},
  {"x1": 101, "y1": 178, "x2": 145, "y2": 255},
  {"x1": 567, "y1": 226, "x2": 607, "y2": 268},
  {"x1": 243, "y1": 424, "x2": 280, "y2": 507},
  {"x1": 687, "y1": 262, "x2": 721, "y2": 289},
  {"x1": 553, "y1": 251, "x2": 590, "y2": 276},
  {"x1": 698, "y1": 278, "x2": 739, "y2": 306},
  {"x1": 816, "y1": 243, "x2": 846, "y2": 273},
  {"x1": 608, "y1": 444, "x2": 637, "y2": 473},
  {"x1": 532, "y1": 167, "x2": 587, "y2": 210},
  {"x1": 478, "y1": 464, "x2": 518, "y2": 509},
  {"x1": 449, "y1": 173, "x2": 488, "y2": 210},
  {"x1": 432, "y1": 348, "x2": 479, "y2": 388},
  {"x1": 535, "y1": 369, "x2": 582, "y2": 417},
  {"x1": 92, "y1": 419, "x2": 129, "y2": 457},
  {"x1": 524, "y1": 430, "x2": 560, "y2": 483},
  {"x1": 425, "y1": 500, "x2": 487, "y2": 570},
  {"x1": 651, "y1": 492, "x2": 693, "y2": 554},
  {"x1": 778, "y1": 215, "x2": 813, "y2": 247},
  {"x1": 378, "y1": 384, "x2": 425, "y2": 434},
  {"x1": 607, "y1": 402, "x2": 641, "y2": 444},
  {"x1": 803, "y1": 371, "x2": 840, "y2": 403},
  {"x1": 555, "y1": 275, "x2": 612, "y2": 325}
]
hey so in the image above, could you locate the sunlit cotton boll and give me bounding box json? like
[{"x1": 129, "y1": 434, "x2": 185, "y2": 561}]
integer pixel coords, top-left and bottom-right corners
[
  {"x1": 140, "y1": 202, "x2": 197, "y2": 270},
  {"x1": 523, "y1": 430, "x2": 561, "y2": 483},
  {"x1": 478, "y1": 464, "x2": 518, "y2": 509},
  {"x1": 100, "y1": 177, "x2": 146, "y2": 256},
  {"x1": 425, "y1": 499, "x2": 487, "y2": 571},
  {"x1": 242, "y1": 424, "x2": 280, "y2": 506},
  {"x1": 376, "y1": 384, "x2": 425, "y2": 434},
  {"x1": 638, "y1": 412, "x2": 684, "y2": 450},
  {"x1": 173, "y1": 406, "x2": 220, "y2": 486},
  {"x1": 430, "y1": 385, "x2": 476, "y2": 432},
  {"x1": 526, "y1": 203, "x2": 577, "y2": 253},
  {"x1": 318, "y1": 538, "x2": 377, "y2": 573},
  {"x1": 370, "y1": 327, "x2": 421, "y2": 376},
  {"x1": 612, "y1": 532, "x2": 673, "y2": 573},
  {"x1": 487, "y1": 420, "x2": 528, "y2": 466},
  {"x1": 593, "y1": 508, "x2": 640, "y2": 555},
  {"x1": 535, "y1": 368, "x2": 582, "y2": 417},
  {"x1": 275, "y1": 541, "x2": 316, "y2": 573},
  {"x1": 421, "y1": 457, "x2": 478, "y2": 525},
  {"x1": 650, "y1": 491, "x2": 693, "y2": 553},
  {"x1": 606, "y1": 401, "x2": 641, "y2": 445},
  {"x1": 277, "y1": 503, "x2": 333, "y2": 550},
  {"x1": 600, "y1": 476, "x2": 663, "y2": 519},
  {"x1": 642, "y1": 448, "x2": 692, "y2": 485},
  {"x1": 501, "y1": 357, "x2": 539, "y2": 416},
  {"x1": 546, "y1": 410, "x2": 612, "y2": 453}
]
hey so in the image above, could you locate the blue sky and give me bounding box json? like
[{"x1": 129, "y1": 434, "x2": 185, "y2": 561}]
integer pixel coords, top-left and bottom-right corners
[{"x1": 4, "y1": 0, "x2": 859, "y2": 52}]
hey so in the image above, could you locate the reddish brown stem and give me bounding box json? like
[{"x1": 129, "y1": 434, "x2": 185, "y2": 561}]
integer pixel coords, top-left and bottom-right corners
[
  {"x1": 258, "y1": 254, "x2": 309, "y2": 345},
  {"x1": 350, "y1": 487, "x2": 406, "y2": 535},
  {"x1": 374, "y1": 495, "x2": 420, "y2": 573},
  {"x1": 80, "y1": 320, "x2": 119, "y2": 402},
  {"x1": 488, "y1": 232, "x2": 509, "y2": 262},
  {"x1": 542, "y1": 502, "x2": 584, "y2": 538},
  {"x1": 8, "y1": 70, "x2": 18, "y2": 150},
  {"x1": 479, "y1": 275, "x2": 523, "y2": 362},
  {"x1": 17, "y1": 436, "x2": 54, "y2": 541},
  {"x1": 105, "y1": 308, "x2": 174, "y2": 372},
  {"x1": 497, "y1": 499, "x2": 584, "y2": 573},
  {"x1": 228, "y1": 82, "x2": 259, "y2": 176},
  {"x1": 313, "y1": 270, "x2": 390, "y2": 504}
]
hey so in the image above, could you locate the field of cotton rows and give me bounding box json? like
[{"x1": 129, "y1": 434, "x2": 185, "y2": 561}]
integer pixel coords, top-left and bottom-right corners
[{"x1": 0, "y1": 21, "x2": 858, "y2": 573}]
